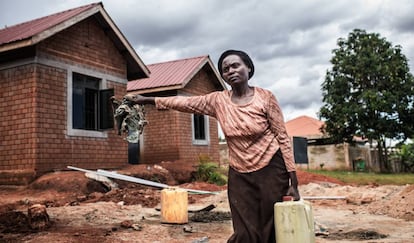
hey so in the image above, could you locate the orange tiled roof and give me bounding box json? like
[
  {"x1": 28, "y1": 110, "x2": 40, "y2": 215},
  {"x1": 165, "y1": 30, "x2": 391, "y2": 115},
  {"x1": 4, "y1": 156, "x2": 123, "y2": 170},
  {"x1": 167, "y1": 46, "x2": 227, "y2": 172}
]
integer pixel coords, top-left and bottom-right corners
[
  {"x1": 127, "y1": 55, "x2": 226, "y2": 93},
  {"x1": 285, "y1": 115, "x2": 325, "y2": 138}
]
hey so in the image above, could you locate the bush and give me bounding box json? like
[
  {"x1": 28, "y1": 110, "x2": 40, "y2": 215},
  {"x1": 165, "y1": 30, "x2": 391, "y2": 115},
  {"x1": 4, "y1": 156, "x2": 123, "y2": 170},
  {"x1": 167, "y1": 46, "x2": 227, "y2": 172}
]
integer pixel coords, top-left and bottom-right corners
[
  {"x1": 195, "y1": 155, "x2": 227, "y2": 186},
  {"x1": 398, "y1": 143, "x2": 414, "y2": 172}
]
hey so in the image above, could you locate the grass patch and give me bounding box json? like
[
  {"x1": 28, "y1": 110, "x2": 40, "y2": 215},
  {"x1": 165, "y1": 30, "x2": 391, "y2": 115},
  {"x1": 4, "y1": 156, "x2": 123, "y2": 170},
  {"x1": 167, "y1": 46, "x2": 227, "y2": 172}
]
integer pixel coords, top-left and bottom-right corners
[
  {"x1": 194, "y1": 155, "x2": 227, "y2": 186},
  {"x1": 307, "y1": 170, "x2": 414, "y2": 185}
]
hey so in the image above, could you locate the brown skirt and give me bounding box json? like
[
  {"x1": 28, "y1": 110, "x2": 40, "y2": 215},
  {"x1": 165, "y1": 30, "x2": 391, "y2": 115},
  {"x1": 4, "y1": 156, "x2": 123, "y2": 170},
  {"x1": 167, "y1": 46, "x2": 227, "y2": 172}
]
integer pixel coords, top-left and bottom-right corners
[{"x1": 227, "y1": 149, "x2": 290, "y2": 243}]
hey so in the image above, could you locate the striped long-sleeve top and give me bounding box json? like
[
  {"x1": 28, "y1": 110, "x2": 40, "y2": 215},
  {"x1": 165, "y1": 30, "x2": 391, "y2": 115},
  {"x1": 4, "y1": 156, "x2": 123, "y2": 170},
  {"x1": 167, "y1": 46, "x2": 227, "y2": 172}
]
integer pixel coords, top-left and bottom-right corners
[{"x1": 155, "y1": 86, "x2": 296, "y2": 173}]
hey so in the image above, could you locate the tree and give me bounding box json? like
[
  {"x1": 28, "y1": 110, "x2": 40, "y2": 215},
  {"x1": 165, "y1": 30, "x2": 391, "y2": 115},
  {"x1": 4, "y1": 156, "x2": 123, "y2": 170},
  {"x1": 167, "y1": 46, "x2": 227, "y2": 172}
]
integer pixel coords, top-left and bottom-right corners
[
  {"x1": 390, "y1": 142, "x2": 414, "y2": 172},
  {"x1": 319, "y1": 29, "x2": 414, "y2": 172}
]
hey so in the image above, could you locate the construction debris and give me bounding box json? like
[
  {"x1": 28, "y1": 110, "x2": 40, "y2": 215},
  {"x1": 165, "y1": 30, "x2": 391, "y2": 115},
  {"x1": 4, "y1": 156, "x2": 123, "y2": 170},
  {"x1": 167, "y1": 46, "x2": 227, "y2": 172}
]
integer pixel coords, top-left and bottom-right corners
[
  {"x1": 85, "y1": 172, "x2": 118, "y2": 190},
  {"x1": 155, "y1": 204, "x2": 216, "y2": 213},
  {"x1": 67, "y1": 166, "x2": 220, "y2": 195},
  {"x1": 120, "y1": 220, "x2": 142, "y2": 231},
  {"x1": 28, "y1": 204, "x2": 50, "y2": 231}
]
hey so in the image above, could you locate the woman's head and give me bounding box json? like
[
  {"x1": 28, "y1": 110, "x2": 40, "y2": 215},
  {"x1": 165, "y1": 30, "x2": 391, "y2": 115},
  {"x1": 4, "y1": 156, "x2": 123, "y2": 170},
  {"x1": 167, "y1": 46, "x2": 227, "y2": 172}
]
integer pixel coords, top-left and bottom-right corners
[{"x1": 218, "y1": 50, "x2": 255, "y2": 80}]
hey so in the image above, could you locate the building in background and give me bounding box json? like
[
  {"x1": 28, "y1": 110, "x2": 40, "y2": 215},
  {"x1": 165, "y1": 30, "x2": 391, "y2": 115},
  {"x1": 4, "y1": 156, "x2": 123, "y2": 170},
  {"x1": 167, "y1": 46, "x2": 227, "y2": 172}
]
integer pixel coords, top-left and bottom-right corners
[
  {"x1": 286, "y1": 115, "x2": 373, "y2": 171},
  {"x1": 0, "y1": 3, "x2": 150, "y2": 185},
  {"x1": 127, "y1": 56, "x2": 226, "y2": 166}
]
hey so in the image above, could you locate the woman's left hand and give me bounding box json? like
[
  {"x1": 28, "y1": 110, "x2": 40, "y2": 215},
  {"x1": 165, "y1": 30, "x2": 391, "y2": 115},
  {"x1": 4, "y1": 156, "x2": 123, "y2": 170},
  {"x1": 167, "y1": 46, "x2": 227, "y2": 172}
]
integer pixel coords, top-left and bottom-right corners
[
  {"x1": 288, "y1": 171, "x2": 301, "y2": 201},
  {"x1": 287, "y1": 185, "x2": 300, "y2": 201}
]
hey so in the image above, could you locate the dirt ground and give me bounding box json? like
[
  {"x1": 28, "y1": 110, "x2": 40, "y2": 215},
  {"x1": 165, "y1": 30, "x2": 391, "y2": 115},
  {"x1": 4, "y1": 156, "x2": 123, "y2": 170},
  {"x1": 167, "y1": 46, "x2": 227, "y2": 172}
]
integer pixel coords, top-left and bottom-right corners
[{"x1": 0, "y1": 161, "x2": 413, "y2": 243}]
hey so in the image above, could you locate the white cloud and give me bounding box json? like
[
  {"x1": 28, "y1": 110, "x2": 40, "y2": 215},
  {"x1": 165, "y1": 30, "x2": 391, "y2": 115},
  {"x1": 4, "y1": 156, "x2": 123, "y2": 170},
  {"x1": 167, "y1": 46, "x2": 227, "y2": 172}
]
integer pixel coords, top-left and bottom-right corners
[{"x1": 1, "y1": 0, "x2": 413, "y2": 121}]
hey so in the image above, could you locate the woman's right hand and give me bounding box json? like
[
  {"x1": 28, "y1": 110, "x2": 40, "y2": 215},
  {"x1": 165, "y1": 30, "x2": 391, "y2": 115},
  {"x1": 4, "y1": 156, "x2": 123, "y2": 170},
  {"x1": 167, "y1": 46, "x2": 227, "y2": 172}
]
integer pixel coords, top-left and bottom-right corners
[
  {"x1": 124, "y1": 94, "x2": 140, "y2": 103},
  {"x1": 124, "y1": 94, "x2": 155, "y2": 105}
]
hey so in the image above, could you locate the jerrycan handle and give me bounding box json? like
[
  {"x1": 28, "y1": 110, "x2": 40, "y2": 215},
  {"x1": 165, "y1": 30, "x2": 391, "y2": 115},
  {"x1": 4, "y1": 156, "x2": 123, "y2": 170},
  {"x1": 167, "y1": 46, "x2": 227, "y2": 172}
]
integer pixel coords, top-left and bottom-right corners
[{"x1": 303, "y1": 202, "x2": 314, "y2": 233}]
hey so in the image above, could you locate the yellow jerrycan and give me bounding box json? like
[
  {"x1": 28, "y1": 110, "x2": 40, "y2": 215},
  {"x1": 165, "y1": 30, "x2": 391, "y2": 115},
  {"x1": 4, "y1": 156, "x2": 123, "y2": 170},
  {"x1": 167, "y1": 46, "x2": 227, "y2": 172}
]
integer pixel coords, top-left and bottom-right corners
[
  {"x1": 160, "y1": 187, "x2": 188, "y2": 224},
  {"x1": 274, "y1": 196, "x2": 315, "y2": 243}
]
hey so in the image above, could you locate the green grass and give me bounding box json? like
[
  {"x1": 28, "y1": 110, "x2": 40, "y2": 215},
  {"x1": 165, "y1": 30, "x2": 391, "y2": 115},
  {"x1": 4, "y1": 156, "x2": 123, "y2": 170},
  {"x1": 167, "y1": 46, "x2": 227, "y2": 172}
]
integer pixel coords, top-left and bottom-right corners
[
  {"x1": 307, "y1": 170, "x2": 414, "y2": 185},
  {"x1": 195, "y1": 155, "x2": 228, "y2": 186}
]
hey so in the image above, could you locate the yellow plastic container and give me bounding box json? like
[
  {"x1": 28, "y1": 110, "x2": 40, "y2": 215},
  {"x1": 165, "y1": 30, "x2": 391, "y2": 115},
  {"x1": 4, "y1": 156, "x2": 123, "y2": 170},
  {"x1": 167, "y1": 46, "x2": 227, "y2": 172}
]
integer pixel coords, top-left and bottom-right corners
[
  {"x1": 160, "y1": 187, "x2": 188, "y2": 224},
  {"x1": 274, "y1": 198, "x2": 315, "y2": 243}
]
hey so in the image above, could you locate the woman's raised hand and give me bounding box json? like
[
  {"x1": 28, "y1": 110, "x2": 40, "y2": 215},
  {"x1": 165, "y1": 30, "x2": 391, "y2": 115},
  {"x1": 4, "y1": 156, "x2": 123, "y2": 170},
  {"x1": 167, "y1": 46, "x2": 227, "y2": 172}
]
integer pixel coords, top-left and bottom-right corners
[{"x1": 124, "y1": 94, "x2": 155, "y2": 105}]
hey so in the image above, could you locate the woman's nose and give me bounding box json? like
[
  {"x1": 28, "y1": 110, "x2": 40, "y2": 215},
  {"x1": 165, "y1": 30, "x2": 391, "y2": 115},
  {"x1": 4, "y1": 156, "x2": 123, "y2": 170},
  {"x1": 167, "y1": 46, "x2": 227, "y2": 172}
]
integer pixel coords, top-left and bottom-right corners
[{"x1": 228, "y1": 67, "x2": 236, "y2": 74}]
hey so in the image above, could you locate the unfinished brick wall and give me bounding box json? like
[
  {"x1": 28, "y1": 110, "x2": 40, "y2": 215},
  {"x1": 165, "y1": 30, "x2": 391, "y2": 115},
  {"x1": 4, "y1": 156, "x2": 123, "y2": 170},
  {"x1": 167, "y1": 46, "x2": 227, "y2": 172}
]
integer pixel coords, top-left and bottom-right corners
[
  {"x1": 141, "y1": 107, "x2": 181, "y2": 163},
  {"x1": 0, "y1": 64, "x2": 37, "y2": 184},
  {"x1": 141, "y1": 66, "x2": 221, "y2": 166},
  {"x1": 36, "y1": 18, "x2": 129, "y2": 172},
  {"x1": 0, "y1": 17, "x2": 131, "y2": 184},
  {"x1": 38, "y1": 18, "x2": 126, "y2": 77},
  {"x1": 32, "y1": 66, "x2": 129, "y2": 173},
  {"x1": 179, "y1": 68, "x2": 220, "y2": 164}
]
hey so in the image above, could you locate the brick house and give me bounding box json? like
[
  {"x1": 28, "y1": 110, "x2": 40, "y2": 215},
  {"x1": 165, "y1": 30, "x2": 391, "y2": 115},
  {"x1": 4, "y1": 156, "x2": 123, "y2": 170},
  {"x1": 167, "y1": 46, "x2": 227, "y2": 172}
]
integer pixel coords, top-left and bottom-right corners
[
  {"x1": 0, "y1": 3, "x2": 150, "y2": 185},
  {"x1": 286, "y1": 115, "x2": 373, "y2": 171},
  {"x1": 127, "y1": 56, "x2": 226, "y2": 166}
]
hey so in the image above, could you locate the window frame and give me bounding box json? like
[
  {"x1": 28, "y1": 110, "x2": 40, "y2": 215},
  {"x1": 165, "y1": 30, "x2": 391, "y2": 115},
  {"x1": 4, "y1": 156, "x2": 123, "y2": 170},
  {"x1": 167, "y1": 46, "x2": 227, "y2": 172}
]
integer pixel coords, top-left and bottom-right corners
[
  {"x1": 67, "y1": 69, "x2": 114, "y2": 138},
  {"x1": 191, "y1": 113, "x2": 210, "y2": 145}
]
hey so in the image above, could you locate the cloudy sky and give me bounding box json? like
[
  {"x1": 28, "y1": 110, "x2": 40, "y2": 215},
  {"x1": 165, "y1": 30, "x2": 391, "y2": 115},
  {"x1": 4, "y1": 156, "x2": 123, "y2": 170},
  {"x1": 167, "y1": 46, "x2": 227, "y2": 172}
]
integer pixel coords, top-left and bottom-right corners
[{"x1": 1, "y1": 0, "x2": 413, "y2": 121}]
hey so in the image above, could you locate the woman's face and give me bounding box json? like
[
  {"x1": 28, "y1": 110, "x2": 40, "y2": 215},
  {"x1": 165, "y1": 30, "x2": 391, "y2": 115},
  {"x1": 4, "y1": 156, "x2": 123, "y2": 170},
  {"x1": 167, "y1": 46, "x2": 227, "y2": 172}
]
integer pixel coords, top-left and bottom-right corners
[{"x1": 221, "y1": 54, "x2": 251, "y2": 87}]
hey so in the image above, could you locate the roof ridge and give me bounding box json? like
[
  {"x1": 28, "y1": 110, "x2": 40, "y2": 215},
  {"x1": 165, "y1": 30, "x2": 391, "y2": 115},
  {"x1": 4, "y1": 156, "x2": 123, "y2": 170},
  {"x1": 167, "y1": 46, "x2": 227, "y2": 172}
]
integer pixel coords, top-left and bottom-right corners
[
  {"x1": 148, "y1": 55, "x2": 209, "y2": 66},
  {"x1": 1, "y1": 2, "x2": 101, "y2": 31},
  {"x1": 287, "y1": 115, "x2": 323, "y2": 124},
  {"x1": 287, "y1": 115, "x2": 310, "y2": 122}
]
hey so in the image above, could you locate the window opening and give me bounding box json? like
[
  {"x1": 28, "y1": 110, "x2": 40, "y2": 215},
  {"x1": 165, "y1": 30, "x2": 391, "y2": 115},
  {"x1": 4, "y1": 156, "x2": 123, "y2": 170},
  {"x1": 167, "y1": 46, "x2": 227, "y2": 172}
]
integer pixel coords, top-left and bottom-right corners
[{"x1": 72, "y1": 72, "x2": 113, "y2": 131}]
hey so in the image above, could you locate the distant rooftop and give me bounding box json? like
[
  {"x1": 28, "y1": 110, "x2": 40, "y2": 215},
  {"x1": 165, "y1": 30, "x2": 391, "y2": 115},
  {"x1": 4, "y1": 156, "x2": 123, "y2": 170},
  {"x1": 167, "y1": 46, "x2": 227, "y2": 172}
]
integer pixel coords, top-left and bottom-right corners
[{"x1": 285, "y1": 115, "x2": 325, "y2": 139}]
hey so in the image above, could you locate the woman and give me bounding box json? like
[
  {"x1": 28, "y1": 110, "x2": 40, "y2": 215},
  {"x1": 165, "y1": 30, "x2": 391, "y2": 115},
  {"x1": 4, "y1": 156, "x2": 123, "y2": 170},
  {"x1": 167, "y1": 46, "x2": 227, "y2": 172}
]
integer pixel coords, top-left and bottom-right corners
[{"x1": 125, "y1": 50, "x2": 300, "y2": 243}]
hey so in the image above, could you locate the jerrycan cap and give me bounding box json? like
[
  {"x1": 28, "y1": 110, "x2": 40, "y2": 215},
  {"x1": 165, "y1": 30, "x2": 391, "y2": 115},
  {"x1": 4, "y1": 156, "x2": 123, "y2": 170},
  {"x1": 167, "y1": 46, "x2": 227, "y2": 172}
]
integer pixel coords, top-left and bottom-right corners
[{"x1": 283, "y1": 196, "x2": 294, "y2": 201}]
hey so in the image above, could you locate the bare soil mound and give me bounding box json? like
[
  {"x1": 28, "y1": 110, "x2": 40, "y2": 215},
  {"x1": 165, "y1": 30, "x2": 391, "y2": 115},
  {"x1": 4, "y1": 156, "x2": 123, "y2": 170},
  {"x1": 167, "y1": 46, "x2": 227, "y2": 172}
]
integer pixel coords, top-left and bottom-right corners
[
  {"x1": 1, "y1": 163, "x2": 413, "y2": 242},
  {"x1": 366, "y1": 184, "x2": 414, "y2": 220},
  {"x1": 296, "y1": 170, "x2": 345, "y2": 185},
  {"x1": 0, "y1": 164, "x2": 337, "y2": 232}
]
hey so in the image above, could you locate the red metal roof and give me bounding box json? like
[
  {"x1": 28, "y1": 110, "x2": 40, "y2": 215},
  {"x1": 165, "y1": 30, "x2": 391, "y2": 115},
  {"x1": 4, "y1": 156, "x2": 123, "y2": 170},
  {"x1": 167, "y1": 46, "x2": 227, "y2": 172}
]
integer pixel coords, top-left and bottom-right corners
[
  {"x1": 128, "y1": 55, "x2": 224, "y2": 92},
  {"x1": 285, "y1": 115, "x2": 325, "y2": 138},
  {"x1": 0, "y1": 2, "x2": 101, "y2": 45},
  {"x1": 0, "y1": 2, "x2": 149, "y2": 80}
]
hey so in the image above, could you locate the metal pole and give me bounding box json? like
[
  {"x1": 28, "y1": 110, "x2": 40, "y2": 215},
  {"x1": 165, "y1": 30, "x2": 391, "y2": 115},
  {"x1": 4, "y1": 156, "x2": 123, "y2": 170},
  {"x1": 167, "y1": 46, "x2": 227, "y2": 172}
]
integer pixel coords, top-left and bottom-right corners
[
  {"x1": 98, "y1": 169, "x2": 219, "y2": 195},
  {"x1": 97, "y1": 169, "x2": 169, "y2": 189},
  {"x1": 67, "y1": 166, "x2": 96, "y2": 174},
  {"x1": 67, "y1": 166, "x2": 219, "y2": 195}
]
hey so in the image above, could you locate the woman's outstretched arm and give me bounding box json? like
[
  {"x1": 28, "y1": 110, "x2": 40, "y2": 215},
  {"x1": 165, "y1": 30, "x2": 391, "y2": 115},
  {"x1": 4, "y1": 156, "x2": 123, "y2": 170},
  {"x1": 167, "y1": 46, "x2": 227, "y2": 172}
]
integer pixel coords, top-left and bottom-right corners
[{"x1": 124, "y1": 94, "x2": 155, "y2": 105}]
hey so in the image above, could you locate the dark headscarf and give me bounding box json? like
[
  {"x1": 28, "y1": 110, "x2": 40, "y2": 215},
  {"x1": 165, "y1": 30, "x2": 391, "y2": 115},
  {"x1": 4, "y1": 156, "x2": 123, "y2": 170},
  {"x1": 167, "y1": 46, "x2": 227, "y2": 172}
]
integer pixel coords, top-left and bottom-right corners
[{"x1": 217, "y1": 50, "x2": 255, "y2": 80}]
